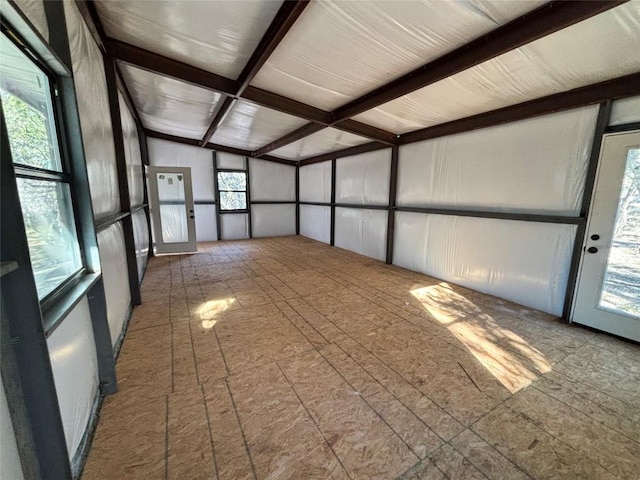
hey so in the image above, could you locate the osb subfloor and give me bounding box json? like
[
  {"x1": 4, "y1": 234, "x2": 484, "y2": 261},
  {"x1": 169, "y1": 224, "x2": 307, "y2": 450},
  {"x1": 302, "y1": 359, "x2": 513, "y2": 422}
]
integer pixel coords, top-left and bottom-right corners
[{"x1": 82, "y1": 236, "x2": 640, "y2": 480}]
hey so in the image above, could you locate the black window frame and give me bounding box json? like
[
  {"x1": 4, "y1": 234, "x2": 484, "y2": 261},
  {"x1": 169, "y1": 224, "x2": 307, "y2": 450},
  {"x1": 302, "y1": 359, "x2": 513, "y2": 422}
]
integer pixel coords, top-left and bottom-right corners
[
  {"x1": 217, "y1": 168, "x2": 249, "y2": 213},
  {"x1": 1, "y1": 24, "x2": 88, "y2": 313}
]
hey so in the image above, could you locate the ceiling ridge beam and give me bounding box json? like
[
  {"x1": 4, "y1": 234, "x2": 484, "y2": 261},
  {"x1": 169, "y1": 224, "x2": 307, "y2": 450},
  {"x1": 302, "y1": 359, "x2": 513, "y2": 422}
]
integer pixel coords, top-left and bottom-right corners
[
  {"x1": 330, "y1": 0, "x2": 627, "y2": 123},
  {"x1": 201, "y1": 0, "x2": 310, "y2": 146},
  {"x1": 399, "y1": 72, "x2": 640, "y2": 145},
  {"x1": 144, "y1": 129, "x2": 297, "y2": 166}
]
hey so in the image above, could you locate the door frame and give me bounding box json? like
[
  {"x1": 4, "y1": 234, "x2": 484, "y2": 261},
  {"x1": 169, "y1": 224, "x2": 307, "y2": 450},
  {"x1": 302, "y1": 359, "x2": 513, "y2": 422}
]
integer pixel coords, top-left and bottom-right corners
[
  {"x1": 570, "y1": 130, "x2": 640, "y2": 341},
  {"x1": 148, "y1": 166, "x2": 197, "y2": 254}
]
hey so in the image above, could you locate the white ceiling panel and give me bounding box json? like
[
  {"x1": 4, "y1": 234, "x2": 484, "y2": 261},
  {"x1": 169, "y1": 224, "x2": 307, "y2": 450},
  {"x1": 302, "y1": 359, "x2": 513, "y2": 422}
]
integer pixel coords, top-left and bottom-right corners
[
  {"x1": 210, "y1": 99, "x2": 308, "y2": 150},
  {"x1": 95, "y1": 0, "x2": 283, "y2": 79},
  {"x1": 354, "y1": 3, "x2": 640, "y2": 134},
  {"x1": 251, "y1": 0, "x2": 546, "y2": 110},
  {"x1": 271, "y1": 127, "x2": 370, "y2": 160},
  {"x1": 119, "y1": 63, "x2": 222, "y2": 140}
]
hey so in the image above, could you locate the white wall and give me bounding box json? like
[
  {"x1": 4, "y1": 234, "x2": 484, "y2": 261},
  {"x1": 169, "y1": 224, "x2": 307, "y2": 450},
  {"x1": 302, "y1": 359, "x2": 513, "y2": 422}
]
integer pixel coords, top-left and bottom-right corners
[
  {"x1": 250, "y1": 159, "x2": 296, "y2": 238},
  {"x1": 299, "y1": 161, "x2": 332, "y2": 244},
  {"x1": 610, "y1": 95, "x2": 640, "y2": 126},
  {"x1": 1, "y1": 375, "x2": 24, "y2": 480}
]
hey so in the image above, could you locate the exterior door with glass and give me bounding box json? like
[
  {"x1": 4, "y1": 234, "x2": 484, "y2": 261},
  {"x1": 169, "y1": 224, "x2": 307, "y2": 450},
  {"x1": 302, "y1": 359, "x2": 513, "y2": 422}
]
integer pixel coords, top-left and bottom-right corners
[
  {"x1": 572, "y1": 131, "x2": 640, "y2": 341},
  {"x1": 148, "y1": 166, "x2": 197, "y2": 254}
]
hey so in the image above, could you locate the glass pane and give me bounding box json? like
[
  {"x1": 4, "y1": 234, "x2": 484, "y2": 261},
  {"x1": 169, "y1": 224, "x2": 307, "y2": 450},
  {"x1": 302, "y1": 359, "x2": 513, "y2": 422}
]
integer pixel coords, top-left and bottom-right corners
[
  {"x1": 218, "y1": 172, "x2": 246, "y2": 191},
  {"x1": 599, "y1": 147, "x2": 640, "y2": 318},
  {"x1": 156, "y1": 172, "x2": 188, "y2": 243},
  {"x1": 16, "y1": 179, "x2": 83, "y2": 299},
  {"x1": 1, "y1": 34, "x2": 62, "y2": 171},
  {"x1": 220, "y1": 191, "x2": 247, "y2": 211}
]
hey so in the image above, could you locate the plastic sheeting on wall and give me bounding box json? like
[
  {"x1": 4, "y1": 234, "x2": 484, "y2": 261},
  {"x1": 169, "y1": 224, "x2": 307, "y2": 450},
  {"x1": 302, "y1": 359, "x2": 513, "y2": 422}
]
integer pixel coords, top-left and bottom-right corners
[
  {"x1": 1, "y1": 376, "x2": 24, "y2": 480},
  {"x1": 217, "y1": 152, "x2": 246, "y2": 170},
  {"x1": 393, "y1": 212, "x2": 576, "y2": 315},
  {"x1": 118, "y1": 93, "x2": 144, "y2": 207},
  {"x1": 95, "y1": 0, "x2": 282, "y2": 79},
  {"x1": 397, "y1": 106, "x2": 598, "y2": 216},
  {"x1": 47, "y1": 298, "x2": 99, "y2": 461},
  {"x1": 148, "y1": 138, "x2": 214, "y2": 202},
  {"x1": 354, "y1": 3, "x2": 640, "y2": 133},
  {"x1": 335, "y1": 149, "x2": 391, "y2": 205},
  {"x1": 65, "y1": 1, "x2": 120, "y2": 219},
  {"x1": 251, "y1": 0, "x2": 544, "y2": 110},
  {"x1": 212, "y1": 100, "x2": 308, "y2": 150},
  {"x1": 221, "y1": 213, "x2": 248, "y2": 240},
  {"x1": 194, "y1": 204, "x2": 217, "y2": 242},
  {"x1": 12, "y1": 0, "x2": 48, "y2": 40},
  {"x1": 300, "y1": 205, "x2": 330, "y2": 244},
  {"x1": 252, "y1": 204, "x2": 295, "y2": 238},
  {"x1": 132, "y1": 209, "x2": 149, "y2": 281},
  {"x1": 300, "y1": 161, "x2": 331, "y2": 202},
  {"x1": 335, "y1": 208, "x2": 387, "y2": 261},
  {"x1": 249, "y1": 159, "x2": 295, "y2": 201},
  {"x1": 610, "y1": 96, "x2": 640, "y2": 126},
  {"x1": 97, "y1": 222, "x2": 131, "y2": 345},
  {"x1": 271, "y1": 128, "x2": 369, "y2": 160},
  {"x1": 120, "y1": 64, "x2": 222, "y2": 140}
]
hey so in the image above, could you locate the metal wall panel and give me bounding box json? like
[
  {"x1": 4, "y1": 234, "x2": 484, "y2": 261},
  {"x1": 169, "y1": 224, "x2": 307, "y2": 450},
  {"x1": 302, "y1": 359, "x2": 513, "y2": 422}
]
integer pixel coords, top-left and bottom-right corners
[
  {"x1": 300, "y1": 161, "x2": 331, "y2": 202},
  {"x1": 609, "y1": 95, "x2": 640, "y2": 126},
  {"x1": 335, "y1": 207, "x2": 387, "y2": 261},
  {"x1": 335, "y1": 149, "x2": 391, "y2": 205},
  {"x1": 132, "y1": 209, "x2": 149, "y2": 281},
  {"x1": 0, "y1": 376, "x2": 24, "y2": 480},
  {"x1": 249, "y1": 158, "x2": 295, "y2": 201},
  {"x1": 300, "y1": 204, "x2": 330, "y2": 244},
  {"x1": 118, "y1": 93, "x2": 144, "y2": 206},
  {"x1": 220, "y1": 213, "x2": 249, "y2": 240},
  {"x1": 251, "y1": 204, "x2": 295, "y2": 238}
]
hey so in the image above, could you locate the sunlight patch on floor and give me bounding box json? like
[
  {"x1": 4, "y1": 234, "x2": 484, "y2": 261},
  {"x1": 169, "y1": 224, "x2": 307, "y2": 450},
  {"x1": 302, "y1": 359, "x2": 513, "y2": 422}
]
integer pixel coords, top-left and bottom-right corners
[
  {"x1": 196, "y1": 298, "x2": 236, "y2": 329},
  {"x1": 411, "y1": 283, "x2": 551, "y2": 393}
]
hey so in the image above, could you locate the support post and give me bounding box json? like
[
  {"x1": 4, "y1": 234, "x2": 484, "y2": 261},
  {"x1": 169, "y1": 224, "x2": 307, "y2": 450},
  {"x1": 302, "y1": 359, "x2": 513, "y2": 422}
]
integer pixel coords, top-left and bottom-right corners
[
  {"x1": 246, "y1": 157, "x2": 253, "y2": 238},
  {"x1": 295, "y1": 163, "x2": 300, "y2": 235},
  {"x1": 386, "y1": 146, "x2": 399, "y2": 264},
  {"x1": 330, "y1": 159, "x2": 336, "y2": 246},
  {"x1": 213, "y1": 151, "x2": 222, "y2": 241}
]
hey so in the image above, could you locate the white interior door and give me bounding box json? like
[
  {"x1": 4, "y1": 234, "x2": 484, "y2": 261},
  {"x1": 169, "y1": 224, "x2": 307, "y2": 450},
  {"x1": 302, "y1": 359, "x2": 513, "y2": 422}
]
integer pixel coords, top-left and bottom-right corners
[
  {"x1": 148, "y1": 166, "x2": 197, "y2": 254},
  {"x1": 572, "y1": 131, "x2": 640, "y2": 341}
]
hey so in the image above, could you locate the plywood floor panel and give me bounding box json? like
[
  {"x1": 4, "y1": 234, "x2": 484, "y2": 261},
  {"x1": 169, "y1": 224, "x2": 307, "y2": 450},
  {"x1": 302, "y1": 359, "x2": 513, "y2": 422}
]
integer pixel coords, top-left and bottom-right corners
[{"x1": 82, "y1": 236, "x2": 640, "y2": 480}]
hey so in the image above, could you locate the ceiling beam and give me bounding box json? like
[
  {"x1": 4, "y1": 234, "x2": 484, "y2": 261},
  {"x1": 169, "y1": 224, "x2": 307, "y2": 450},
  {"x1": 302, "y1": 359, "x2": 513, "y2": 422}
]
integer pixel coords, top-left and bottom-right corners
[
  {"x1": 114, "y1": 63, "x2": 143, "y2": 127},
  {"x1": 399, "y1": 72, "x2": 640, "y2": 145},
  {"x1": 331, "y1": 0, "x2": 627, "y2": 123},
  {"x1": 253, "y1": 123, "x2": 325, "y2": 157},
  {"x1": 145, "y1": 129, "x2": 297, "y2": 166},
  {"x1": 200, "y1": 0, "x2": 310, "y2": 146},
  {"x1": 299, "y1": 142, "x2": 390, "y2": 166},
  {"x1": 106, "y1": 39, "x2": 238, "y2": 95}
]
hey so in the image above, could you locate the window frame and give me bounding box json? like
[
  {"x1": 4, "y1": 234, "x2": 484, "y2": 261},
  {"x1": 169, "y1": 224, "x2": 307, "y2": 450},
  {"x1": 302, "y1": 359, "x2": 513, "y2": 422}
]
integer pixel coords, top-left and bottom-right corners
[
  {"x1": 1, "y1": 25, "x2": 88, "y2": 312},
  {"x1": 217, "y1": 168, "x2": 249, "y2": 213}
]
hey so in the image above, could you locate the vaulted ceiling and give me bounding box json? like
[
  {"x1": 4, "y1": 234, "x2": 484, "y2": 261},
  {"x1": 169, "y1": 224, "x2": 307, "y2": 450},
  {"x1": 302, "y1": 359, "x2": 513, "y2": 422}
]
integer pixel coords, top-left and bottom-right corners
[{"x1": 82, "y1": 0, "x2": 640, "y2": 164}]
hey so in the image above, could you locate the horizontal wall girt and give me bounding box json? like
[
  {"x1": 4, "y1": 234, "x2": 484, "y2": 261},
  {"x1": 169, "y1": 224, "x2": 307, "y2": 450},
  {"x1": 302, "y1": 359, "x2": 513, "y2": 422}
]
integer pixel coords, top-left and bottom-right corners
[{"x1": 331, "y1": 0, "x2": 628, "y2": 123}]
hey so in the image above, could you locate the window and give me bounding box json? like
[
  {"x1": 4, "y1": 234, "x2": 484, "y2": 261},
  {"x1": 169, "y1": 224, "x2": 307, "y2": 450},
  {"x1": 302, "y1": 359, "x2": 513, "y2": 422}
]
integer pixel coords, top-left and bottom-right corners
[
  {"x1": 1, "y1": 32, "x2": 83, "y2": 301},
  {"x1": 218, "y1": 171, "x2": 247, "y2": 211}
]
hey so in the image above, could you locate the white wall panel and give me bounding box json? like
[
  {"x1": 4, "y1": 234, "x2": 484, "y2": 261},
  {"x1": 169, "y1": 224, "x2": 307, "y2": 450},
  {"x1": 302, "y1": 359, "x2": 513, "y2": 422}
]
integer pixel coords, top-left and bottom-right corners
[
  {"x1": 252, "y1": 204, "x2": 296, "y2": 238},
  {"x1": 65, "y1": 1, "x2": 120, "y2": 218},
  {"x1": 217, "y1": 152, "x2": 246, "y2": 170},
  {"x1": 221, "y1": 214, "x2": 248, "y2": 240},
  {"x1": 398, "y1": 107, "x2": 598, "y2": 215},
  {"x1": 48, "y1": 298, "x2": 99, "y2": 459},
  {"x1": 336, "y1": 149, "x2": 391, "y2": 205},
  {"x1": 132, "y1": 209, "x2": 149, "y2": 281},
  {"x1": 97, "y1": 222, "x2": 131, "y2": 345},
  {"x1": 249, "y1": 159, "x2": 295, "y2": 201},
  {"x1": 194, "y1": 204, "x2": 217, "y2": 242},
  {"x1": 393, "y1": 212, "x2": 575, "y2": 315},
  {"x1": 335, "y1": 208, "x2": 387, "y2": 261},
  {"x1": 12, "y1": 0, "x2": 48, "y2": 40},
  {"x1": 1, "y1": 376, "x2": 24, "y2": 480},
  {"x1": 118, "y1": 93, "x2": 144, "y2": 207},
  {"x1": 300, "y1": 161, "x2": 331, "y2": 202},
  {"x1": 148, "y1": 138, "x2": 215, "y2": 201},
  {"x1": 300, "y1": 205, "x2": 330, "y2": 244},
  {"x1": 610, "y1": 96, "x2": 640, "y2": 126}
]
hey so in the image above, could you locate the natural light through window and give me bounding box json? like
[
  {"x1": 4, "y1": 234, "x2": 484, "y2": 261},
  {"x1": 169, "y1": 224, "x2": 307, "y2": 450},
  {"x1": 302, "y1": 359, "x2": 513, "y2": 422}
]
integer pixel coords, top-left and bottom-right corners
[
  {"x1": 410, "y1": 283, "x2": 551, "y2": 393},
  {"x1": 196, "y1": 298, "x2": 236, "y2": 329}
]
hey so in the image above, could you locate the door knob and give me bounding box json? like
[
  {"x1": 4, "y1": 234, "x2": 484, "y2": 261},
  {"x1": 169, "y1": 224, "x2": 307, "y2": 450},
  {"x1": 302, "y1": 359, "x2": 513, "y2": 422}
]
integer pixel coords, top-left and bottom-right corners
[{"x1": 587, "y1": 246, "x2": 598, "y2": 254}]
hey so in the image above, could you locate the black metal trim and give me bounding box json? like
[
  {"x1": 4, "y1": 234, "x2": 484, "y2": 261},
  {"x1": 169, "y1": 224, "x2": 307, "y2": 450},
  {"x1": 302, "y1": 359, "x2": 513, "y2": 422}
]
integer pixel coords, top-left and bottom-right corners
[
  {"x1": 395, "y1": 206, "x2": 584, "y2": 225},
  {"x1": 246, "y1": 157, "x2": 253, "y2": 238},
  {"x1": 386, "y1": 146, "x2": 399, "y2": 265},
  {"x1": 250, "y1": 200, "x2": 296, "y2": 205},
  {"x1": 95, "y1": 212, "x2": 130, "y2": 232},
  {"x1": 42, "y1": 272, "x2": 100, "y2": 337},
  {"x1": 295, "y1": 163, "x2": 300, "y2": 235},
  {"x1": 605, "y1": 122, "x2": 640, "y2": 133},
  {"x1": 212, "y1": 151, "x2": 222, "y2": 241},
  {"x1": 330, "y1": 159, "x2": 336, "y2": 246},
  {"x1": 131, "y1": 203, "x2": 148, "y2": 213},
  {"x1": 562, "y1": 101, "x2": 613, "y2": 321}
]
